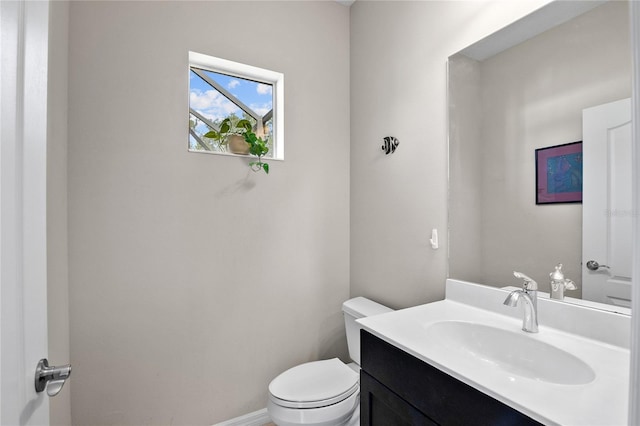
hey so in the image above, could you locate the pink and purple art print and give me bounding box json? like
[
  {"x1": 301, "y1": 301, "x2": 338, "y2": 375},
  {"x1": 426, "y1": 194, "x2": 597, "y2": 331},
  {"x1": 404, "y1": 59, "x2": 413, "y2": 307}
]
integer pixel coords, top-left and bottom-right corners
[{"x1": 535, "y1": 141, "x2": 583, "y2": 204}]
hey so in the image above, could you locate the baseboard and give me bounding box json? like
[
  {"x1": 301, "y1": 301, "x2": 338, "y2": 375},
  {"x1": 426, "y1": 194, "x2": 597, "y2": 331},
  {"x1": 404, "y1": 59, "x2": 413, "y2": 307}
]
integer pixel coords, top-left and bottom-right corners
[{"x1": 213, "y1": 408, "x2": 271, "y2": 426}]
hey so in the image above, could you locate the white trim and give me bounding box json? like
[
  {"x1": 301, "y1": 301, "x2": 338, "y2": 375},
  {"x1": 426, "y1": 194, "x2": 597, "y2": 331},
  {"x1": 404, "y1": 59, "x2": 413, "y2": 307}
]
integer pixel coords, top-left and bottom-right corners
[
  {"x1": 629, "y1": 1, "x2": 640, "y2": 423},
  {"x1": 212, "y1": 408, "x2": 270, "y2": 426},
  {"x1": 0, "y1": 0, "x2": 50, "y2": 423},
  {"x1": 188, "y1": 51, "x2": 285, "y2": 161}
]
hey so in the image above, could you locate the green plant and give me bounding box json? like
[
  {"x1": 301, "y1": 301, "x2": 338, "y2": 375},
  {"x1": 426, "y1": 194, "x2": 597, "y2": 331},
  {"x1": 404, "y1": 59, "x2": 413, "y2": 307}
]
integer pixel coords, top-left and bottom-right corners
[
  {"x1": 244, "y1": 131, "x2": 270, "y2": 174},
  {"x1": 203, "y1": 117, "x2": 252, "y2": 150}
]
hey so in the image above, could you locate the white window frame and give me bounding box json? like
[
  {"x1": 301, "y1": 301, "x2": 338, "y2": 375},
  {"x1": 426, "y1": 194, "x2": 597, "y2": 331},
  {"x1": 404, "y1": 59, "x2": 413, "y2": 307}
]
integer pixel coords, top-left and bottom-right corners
[{"x1": 188, "y1": 51, "x2": 284, "y2": 160}]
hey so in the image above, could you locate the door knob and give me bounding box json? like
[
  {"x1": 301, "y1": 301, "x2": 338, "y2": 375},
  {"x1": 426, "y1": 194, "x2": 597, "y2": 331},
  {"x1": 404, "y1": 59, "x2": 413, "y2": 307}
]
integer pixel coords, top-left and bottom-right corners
[
  {"x1": 35, "y1": 358, "x2": 71, "y2": 397},
  {"x1": 586, "y1": 260, "x2": 610, "y2": 271}
]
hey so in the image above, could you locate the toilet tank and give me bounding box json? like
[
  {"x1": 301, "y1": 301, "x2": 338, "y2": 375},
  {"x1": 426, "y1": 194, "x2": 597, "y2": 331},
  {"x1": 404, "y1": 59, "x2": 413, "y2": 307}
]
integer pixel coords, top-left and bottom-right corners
[{"x1": 342, "y1": 297, "x2": 393, "y2": 365}]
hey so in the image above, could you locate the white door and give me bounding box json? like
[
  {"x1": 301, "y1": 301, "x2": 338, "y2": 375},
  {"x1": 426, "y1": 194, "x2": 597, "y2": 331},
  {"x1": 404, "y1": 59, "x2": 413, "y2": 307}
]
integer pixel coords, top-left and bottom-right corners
[
  {"x1": 582, "y1": 98, "x2": 632, "y2": 307},
  {"x1": 1, "y1": 1, "x2": 59, "y2": 423}
]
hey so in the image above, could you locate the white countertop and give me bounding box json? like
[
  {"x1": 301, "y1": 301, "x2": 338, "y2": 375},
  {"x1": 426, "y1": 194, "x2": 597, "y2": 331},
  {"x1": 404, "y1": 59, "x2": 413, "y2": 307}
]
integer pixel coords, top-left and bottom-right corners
[{"x1": 357, "y1": 279, "x2": 630, "y2": 425}]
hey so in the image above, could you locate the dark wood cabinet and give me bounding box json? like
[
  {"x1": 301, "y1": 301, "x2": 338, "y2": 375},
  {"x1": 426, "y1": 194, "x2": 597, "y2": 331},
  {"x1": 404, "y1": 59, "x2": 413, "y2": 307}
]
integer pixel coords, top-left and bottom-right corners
[{"x1": 360, "y1": 330, "x2": 542, "y2": 426}]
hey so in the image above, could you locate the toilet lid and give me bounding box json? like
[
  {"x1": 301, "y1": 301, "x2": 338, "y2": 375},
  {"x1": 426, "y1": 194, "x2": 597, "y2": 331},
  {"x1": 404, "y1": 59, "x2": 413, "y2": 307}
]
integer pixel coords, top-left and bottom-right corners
[{"x1": 269, "y1": 358, "x2": 359, "y2": 409}]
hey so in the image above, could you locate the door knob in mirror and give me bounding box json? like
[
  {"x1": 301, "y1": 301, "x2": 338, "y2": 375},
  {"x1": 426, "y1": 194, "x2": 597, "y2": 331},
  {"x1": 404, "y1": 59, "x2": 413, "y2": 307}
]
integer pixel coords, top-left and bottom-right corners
[{"x1": 586, "y1": 260, "x2": 610, "y2": 271}]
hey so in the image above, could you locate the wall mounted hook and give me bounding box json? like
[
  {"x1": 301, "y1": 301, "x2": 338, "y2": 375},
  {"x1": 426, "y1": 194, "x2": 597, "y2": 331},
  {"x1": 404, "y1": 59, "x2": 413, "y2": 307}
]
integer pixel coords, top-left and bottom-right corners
[
  {"x1": 382, "y1": 136, "x2": 399, "y2": 154},
  {"x1": 430, "y1": 229, "x2": 438, "y2": 249}
]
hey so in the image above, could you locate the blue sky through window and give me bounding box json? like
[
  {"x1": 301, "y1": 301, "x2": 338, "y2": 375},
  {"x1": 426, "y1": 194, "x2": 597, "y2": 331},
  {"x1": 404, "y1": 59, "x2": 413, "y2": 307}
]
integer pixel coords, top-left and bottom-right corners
[{"x1": 189, "y1": 69, "x2": 273, "y2": 124}]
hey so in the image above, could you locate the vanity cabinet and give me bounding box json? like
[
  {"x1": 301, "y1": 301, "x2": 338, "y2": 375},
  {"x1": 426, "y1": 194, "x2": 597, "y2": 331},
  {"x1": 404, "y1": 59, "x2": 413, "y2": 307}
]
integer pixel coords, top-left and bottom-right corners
[{"x1": 360, "y1": 330, "x2": 542, "y2": 426}]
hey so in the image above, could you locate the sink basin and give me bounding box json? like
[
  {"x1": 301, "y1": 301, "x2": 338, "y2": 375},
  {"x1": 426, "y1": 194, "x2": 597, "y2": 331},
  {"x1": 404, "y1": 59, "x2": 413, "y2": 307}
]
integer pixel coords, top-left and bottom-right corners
[{"x1": 423, "y1": 321, "x2": 595, "y2": 385}]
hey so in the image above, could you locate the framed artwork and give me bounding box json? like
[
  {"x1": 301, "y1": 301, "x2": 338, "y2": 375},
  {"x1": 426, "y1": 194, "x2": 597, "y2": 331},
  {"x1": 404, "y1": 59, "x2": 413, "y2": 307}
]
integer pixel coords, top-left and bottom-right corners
[{"x1": 535, "y1": 141, "x2": 583, "y2": 204}]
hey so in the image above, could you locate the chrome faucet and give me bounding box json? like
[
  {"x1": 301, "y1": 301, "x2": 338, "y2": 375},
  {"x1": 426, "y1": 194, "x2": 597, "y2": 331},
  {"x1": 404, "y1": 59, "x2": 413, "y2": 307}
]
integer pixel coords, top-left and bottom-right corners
[{"x1": 504, "y1": 271, "x2": 539, "y2": 333}]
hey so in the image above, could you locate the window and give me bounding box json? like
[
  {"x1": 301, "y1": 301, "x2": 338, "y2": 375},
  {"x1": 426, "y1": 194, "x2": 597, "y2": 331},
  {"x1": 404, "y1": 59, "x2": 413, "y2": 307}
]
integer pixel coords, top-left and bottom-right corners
[{"x1": 188, "y1": 52, "x2": 284, "y2": 160}]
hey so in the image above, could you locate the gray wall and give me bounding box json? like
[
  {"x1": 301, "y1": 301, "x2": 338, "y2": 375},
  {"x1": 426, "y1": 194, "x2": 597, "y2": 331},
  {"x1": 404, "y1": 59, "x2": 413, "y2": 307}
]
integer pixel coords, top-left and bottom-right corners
[
  {"x1": 448, "y1": 54, "x2": 483, "y2": 284},
  {"x1": 47, "y1": 1, "x2": 71, "y2": 424},
  {"x1": 449, "y1": 1, "x2": 631, "y2": 292},
  {"x1": 47, "y1": 1, "x2": 558, "y2": 424},
  {"x1": 66, "y1": 1, "x2": 349, "y2": 424},
  {"x1": 349, "y1": 0, "x2": 548, "y2": 308}
]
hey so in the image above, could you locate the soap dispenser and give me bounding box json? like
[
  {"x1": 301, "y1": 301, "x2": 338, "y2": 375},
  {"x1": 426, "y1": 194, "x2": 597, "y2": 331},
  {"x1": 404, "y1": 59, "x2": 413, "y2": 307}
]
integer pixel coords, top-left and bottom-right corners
[{"x1": 549, "y1": 263, "x2": 577, "y2": 300}]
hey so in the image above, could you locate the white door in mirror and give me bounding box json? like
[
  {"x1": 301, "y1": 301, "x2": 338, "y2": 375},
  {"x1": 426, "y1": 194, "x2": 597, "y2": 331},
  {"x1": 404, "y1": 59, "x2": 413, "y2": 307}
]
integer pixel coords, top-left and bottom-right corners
[{"x1": 582, "y1": 98, "x2": 632, "y2": 307}]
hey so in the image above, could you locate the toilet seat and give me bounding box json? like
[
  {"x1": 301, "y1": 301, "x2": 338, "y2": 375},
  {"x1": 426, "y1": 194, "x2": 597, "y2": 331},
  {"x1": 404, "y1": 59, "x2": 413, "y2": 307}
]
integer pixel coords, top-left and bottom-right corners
[
  {"x1": 269, "y1": 358, "x2": 359, "y2": 409},
  {"x1": 267, "y1": 390, "x2": 359, "y2": 426},
  {"x1": 270, "y1": 383, "x2": 359, "y2": 409}
]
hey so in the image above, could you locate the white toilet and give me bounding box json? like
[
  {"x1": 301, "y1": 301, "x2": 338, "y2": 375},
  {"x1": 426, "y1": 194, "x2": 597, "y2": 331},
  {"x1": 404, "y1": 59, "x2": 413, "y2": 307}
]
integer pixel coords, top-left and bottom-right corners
[{"x1": 267, "y1": 297, "x2": 393, "y2": 426}]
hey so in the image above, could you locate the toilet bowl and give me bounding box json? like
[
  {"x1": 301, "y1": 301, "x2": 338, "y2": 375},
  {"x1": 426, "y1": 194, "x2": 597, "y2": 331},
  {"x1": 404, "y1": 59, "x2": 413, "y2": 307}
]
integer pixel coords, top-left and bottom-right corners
[{"x1": 267, "y1": 297, "x2": 392, "y2": 426}]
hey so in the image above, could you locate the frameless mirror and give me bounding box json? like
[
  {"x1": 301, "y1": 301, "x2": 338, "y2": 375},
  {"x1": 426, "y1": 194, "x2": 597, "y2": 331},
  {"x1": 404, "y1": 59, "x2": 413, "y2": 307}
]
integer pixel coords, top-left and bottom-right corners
[{"x1": 448, "y1": 0, "x2": 632, "y2": 310}]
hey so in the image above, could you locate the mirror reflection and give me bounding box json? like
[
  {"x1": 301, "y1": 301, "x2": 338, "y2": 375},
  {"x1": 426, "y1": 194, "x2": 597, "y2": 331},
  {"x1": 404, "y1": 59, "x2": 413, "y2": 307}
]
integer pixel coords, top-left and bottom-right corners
[{"x1": 448, "y1": 0, "x2": 631, "y2": 308}]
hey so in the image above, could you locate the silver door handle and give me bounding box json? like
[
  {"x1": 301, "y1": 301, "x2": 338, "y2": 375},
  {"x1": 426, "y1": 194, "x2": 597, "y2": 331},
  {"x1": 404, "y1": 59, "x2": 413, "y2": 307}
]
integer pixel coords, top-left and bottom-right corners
[
  {"x1": 586, "y1": 260, "x2": 610, "y2": 271},
  {"x1": 35, "y1": 358, "x2": 71, "y2": 397}
]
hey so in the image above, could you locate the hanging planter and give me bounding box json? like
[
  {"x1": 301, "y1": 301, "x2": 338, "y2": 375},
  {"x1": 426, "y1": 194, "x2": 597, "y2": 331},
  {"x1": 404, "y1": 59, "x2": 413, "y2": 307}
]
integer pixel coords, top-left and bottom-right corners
[
  {"x1": 203, "y1": 117, "x2": 270, "y2": 174},
  {"x1": 227, "y1": 134, "x2": 250, "y2": 155},
  {"x1": 203, "y1": 117, "x2": 252, "y2": 153}
]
